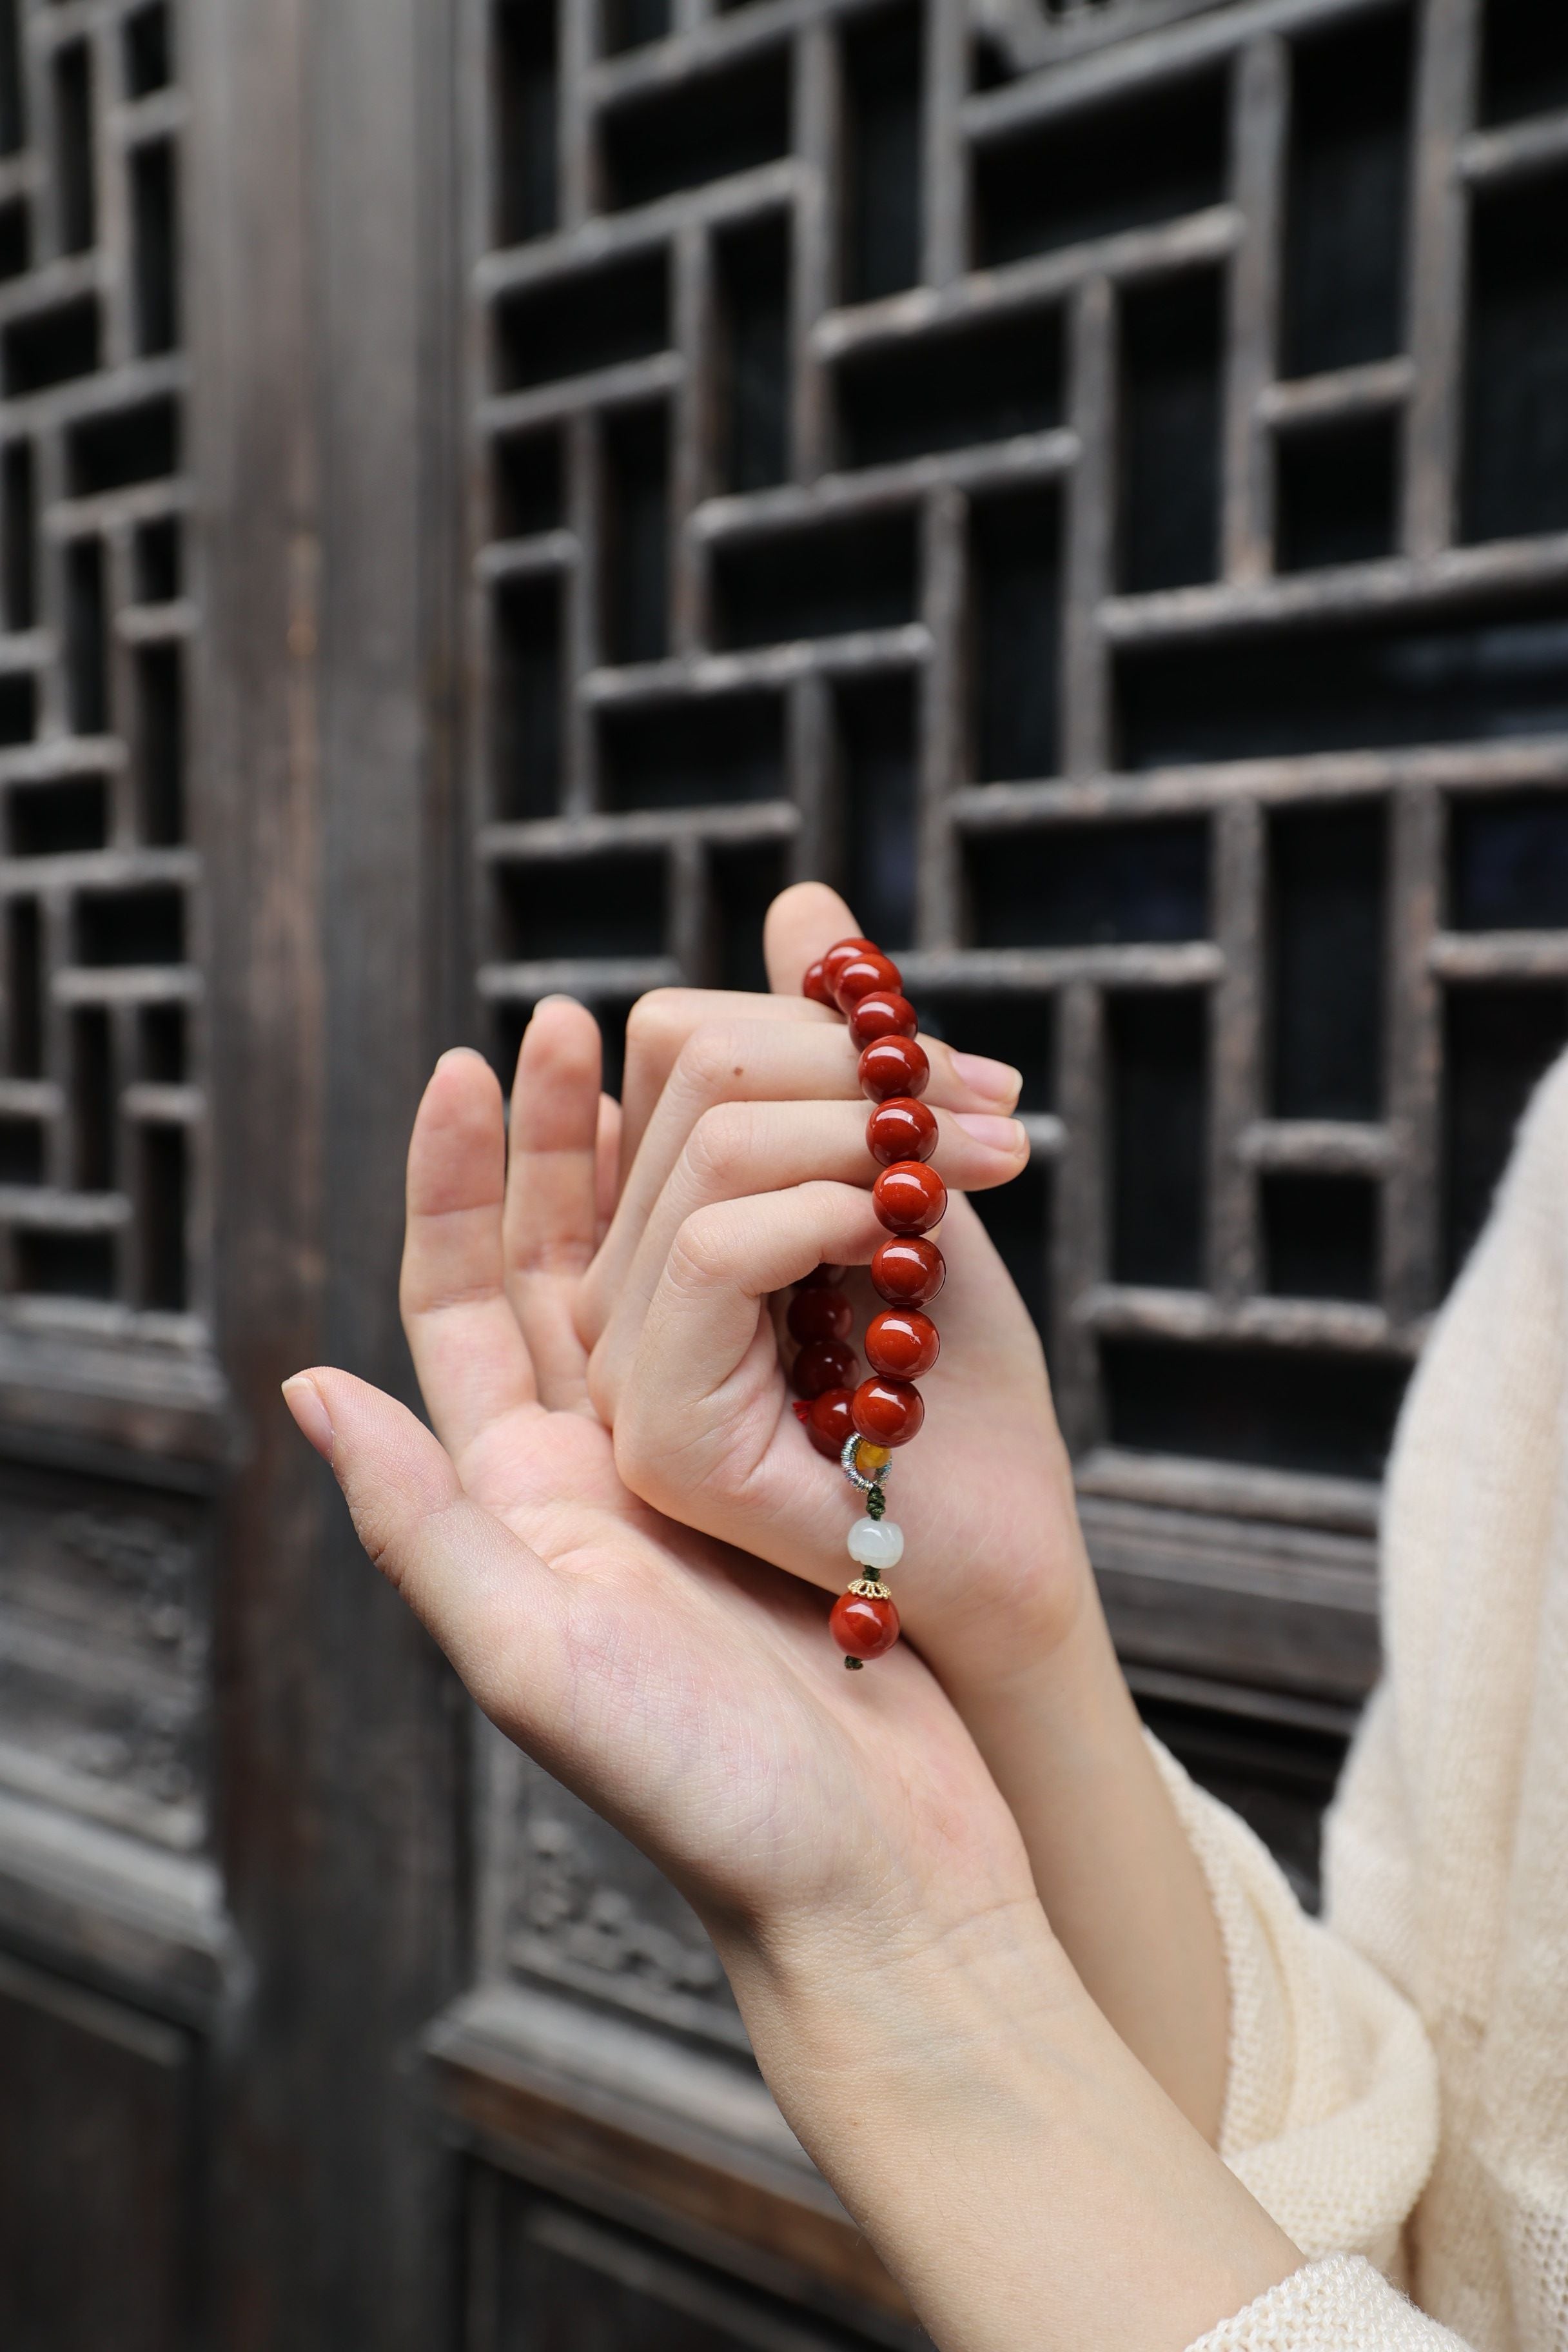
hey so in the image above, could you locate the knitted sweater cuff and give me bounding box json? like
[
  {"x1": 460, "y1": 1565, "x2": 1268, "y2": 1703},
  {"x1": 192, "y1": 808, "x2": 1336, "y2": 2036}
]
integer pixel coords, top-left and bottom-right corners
[{"x1": 1184, "y1": 2256, "x2": 1472, "y2": 2349}]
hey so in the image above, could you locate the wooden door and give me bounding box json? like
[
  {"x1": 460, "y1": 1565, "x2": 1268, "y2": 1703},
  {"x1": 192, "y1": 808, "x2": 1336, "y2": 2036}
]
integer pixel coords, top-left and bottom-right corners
[{"x1": 6, "y1": 0, "x2": 1568, "y2": 2344}]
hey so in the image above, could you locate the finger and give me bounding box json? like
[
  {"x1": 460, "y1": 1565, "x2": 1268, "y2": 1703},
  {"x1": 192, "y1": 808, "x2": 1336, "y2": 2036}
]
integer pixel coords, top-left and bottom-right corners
[
  {"x1": 612, "y1": 1183, "x2": 882, "y2": 1560},
  {"x1": 762, "y1": 881, "x2": 861, "y2": 996},
  {"x1": 591, "y1": 1096, "x2": 1028, "y2": 1416},
  {"x1": 400, "y1": 1050, "x2": 538, "y2": 1459},
  {"x1": 282, "y1": 1368, "x2": 569, "y2": 1738},
  {"x1": 578, "y1": 1017, "x2": 1024, "y2": 1348},
  {"x1": 619, "y1": 985, "x2": 836, "y2": 1176},
  {"x1": 504, "y1": 998, "x2": 602, "y2": 1413}
]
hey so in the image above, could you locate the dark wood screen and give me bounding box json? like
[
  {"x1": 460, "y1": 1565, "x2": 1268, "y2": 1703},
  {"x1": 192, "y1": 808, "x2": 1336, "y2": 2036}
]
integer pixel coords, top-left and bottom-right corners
[{"x1": 464, "y1": 0, "x2": 1568, "y2": 1897}]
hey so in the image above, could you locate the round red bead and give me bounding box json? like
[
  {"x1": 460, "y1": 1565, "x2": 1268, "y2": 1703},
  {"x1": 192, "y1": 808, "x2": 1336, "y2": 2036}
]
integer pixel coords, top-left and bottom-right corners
[
  {"x1": 859, "y1": 1035, "x2": 930, "y2": 1102},
  {"x1": 802, "y1": 959, "x2": 834, "y2": 1006},
  {"x1": 851, "y1": 1375, "x2": 925, "y2": 1446},
  {"x1": 822, "y1": 937, "x2": 879, "y2": 999},
  {"x1": 787, "y1": 1286, "x2": 852, "y2": 1343},
  {"x1": 866, "y1": 1308, "x2": 939, "y2": 1379},
  {"x1": 847, "y1": 990, "x2": 918, "y2": 1047},
  {"x1": 805, "y1": 1386, "x2": 856, "y2": 1460},
  {"x1": 830, "y1": 1589, "x2": 901, "y2": 1661},
  {"x1": 867, "y1": 1097, "x2": 937, "y2": 1166},
  {"x1": 834, "y1": 950, "x2": 903, "y2": 1011},
  {"x1": 791, "y1": 1338, "x2": 858, "y2": 1398},
  {"x1": 872, "y1": 1160, "x2": 947, "y2": 1236},
  {"x1": 870, "y1": 1235, "x2": 946, "y2": 1306}
]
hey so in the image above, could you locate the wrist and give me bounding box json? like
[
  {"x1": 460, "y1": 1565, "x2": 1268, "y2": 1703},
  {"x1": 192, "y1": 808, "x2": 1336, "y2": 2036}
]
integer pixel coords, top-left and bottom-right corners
[{"x1": 721, "y1": 1896, "x2": 1297, "y2": 2352}]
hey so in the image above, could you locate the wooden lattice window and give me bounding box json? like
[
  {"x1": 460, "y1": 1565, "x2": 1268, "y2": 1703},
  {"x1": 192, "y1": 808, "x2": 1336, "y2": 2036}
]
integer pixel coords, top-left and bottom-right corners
[
  {"x1": 468, "y1": 0, "x2": 1568, "y2": 1793},
  {"x1": 0, "y1": 0, "x2": 197, "y2": 1334}
]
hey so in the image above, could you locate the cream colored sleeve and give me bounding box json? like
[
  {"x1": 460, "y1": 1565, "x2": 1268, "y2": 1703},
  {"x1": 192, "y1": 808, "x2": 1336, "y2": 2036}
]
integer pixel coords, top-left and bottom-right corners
[
  {"x1": 1186, "y1": 2257, "x2": 1471, "y2": 2349},
  {"x1": 1149, "y1": 1736, "x2": 1439, "y2": 2271}
]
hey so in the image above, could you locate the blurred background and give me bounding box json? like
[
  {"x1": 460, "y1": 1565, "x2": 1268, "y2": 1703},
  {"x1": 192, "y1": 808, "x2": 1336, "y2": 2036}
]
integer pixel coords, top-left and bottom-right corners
[{"x1": 1, "y1": 0, "x2": 1566, "y2": 2343}]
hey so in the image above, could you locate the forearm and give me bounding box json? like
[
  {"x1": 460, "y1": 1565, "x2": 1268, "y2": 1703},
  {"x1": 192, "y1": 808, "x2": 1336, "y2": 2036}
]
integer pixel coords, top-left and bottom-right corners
[
  {"x1": 724, "y1": 1903, "x2": 1297, "y2": 2352},
  {"x1": 942, "y1": 1577, "x2": 1233, "y2": 2142}
]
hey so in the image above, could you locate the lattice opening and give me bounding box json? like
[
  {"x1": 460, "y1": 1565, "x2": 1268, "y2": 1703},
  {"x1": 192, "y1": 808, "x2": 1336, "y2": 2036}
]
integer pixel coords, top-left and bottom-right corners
[
  {"x1": 715, "y1": 217, "x2": 789, "y2": 493},
  {"x1": 134, "y1": 517, "x2": 181, "y2": 603},
  {"x1": 600, "y1": 48, "x2": 790, "y2": 213},
  {"x1": 1268, "y1": 801, "x2": 1386, "y2": 1123},
  {"x1": 710, "y1": 840, "x2": 790, "y2": 990},
  {"x1": 1263, "y1": 1175, "x2": 1378, "y2": 1302},
  {"x1": 136, "y1": 643, "x2": 184, "y2": 844},
  {"x1": 1103, "y1": 1338, "x2": 1408, "y2": 1480},
  {"x1": 131, "y1": 141, "x2": 178, "y2": 355},
  {"x1": 836, "y1": 308, "x2": 1064, "y2": 471},
  {"x1": 1117, "y1": 598, "x2": 1568, "y2": 769},
  {"x1": 494, "y1": 430, "x2": 562, "y2": 539},
  {"x1": 1275, "y1": 413, "x2": 1400, "y2": 574},
  {"x1": 3, "y1": 297, "x2": 101, "y2": 394},
  {"x1": 0, "y1": 1118, "x2": 41, "y2": 1182},
  {"x1": 495, "y1": 854, "x2": 668, "y2": 961},
  {"x1": 15, "y1": 1232, "x2": 115, "y2": 1300},
  {"x1": 494, "y1": 0, "x2": 557, "y2": 243},
  {"x1": 122, "y1": 3, "x2": 172, "y2": 98},
  {"x1": 965, "y1": 819, "x2": 1210, "y2": 948},
  {"x1": 68, "y1": 397, "x2": 180, "y2": 495},
  {"x1": 492, "y1": 578, "x2": 562, "y2": 819},
  {"x1": 972, "y1": 69, "x2": 1226, "y2": 268},
  {"x1": 72, "y1": 1008, "x2": 113, "y2": 1189},
  {"x1": 921, "y1": 991, "x2": 1055, "y2": 1112},
  {"x1": 836, "y1": 674, "x2": 917, "y2": 950},
  {"x1": 495, "y1": 253, "x2": 669, "y2": 393},
  {"x1": 1444, "y1": 985, "x2": 1568, "y2": 1277},
  {"x1": 1108, "y1": 990, "x2": 1208, "y2": 1289},
  {"x1": 0, "y1": 199, "x2": 28, "y2": 279},
  {"x1": 602, "y1": 404, "x2": 669, "y2": 665},
  {"x1": 1282, "y1": 6, "x2": 1413, "y2": 379},
  {"x1": 1462, "y1": 170, "x2": 1568, "y2": 546},
  {"x1": 9, "y1": 775, "x2": 107, "y2": 858},
  {"x1": 711, "y1": 510, "x2": 917, "y2": 648},
  {"x1": 1449, "y1": 792, "x2": 1568, "y2": 931},
  {"x1": 52, "y1": 41, "x2": 95, "y2": 257},
  {"x1": 598, "y1": 694, "x2": 784, "y2": 810},
  {"x1": 842, "y1": 4, "x2": 923, "y2": 301},
  {"x1": 970, "y1": 486, "x2": 1063, "y2": 782},
  {"x1": 1117, "y1": 269, "x2": 1223, "y2": 594},
  {"x1": 64, "y1": 537, "x2": 108, "y2": 734},
  {"x1": 1478, "y1": 0, "x2": 1568, "y2": 128},
  {"x1": 75, "y1": 885, "x2": 184, "y2": 968}
]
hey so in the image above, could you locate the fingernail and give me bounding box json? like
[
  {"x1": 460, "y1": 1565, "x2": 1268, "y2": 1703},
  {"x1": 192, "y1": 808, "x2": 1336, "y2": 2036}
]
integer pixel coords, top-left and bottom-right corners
[
  {"x1": 952, "y1": 1112, "x2": 1028, "y2": 1154},
  {"x1": 282, "y1": 1375, "x2": 335, "y2": 1463},
  {"x1": 950, "y1": 1051, "x2": 1023, "y2": 1106}
]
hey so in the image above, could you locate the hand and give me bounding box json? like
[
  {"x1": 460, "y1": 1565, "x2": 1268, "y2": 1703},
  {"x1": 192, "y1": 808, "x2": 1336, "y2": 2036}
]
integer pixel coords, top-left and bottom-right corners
[
  {"x1": 286, "y1": 1045, "x2": 1039, "y2": 1965},
  {"x1": 558, "y1": 882, "x2": 1095, "y2": 1701}
]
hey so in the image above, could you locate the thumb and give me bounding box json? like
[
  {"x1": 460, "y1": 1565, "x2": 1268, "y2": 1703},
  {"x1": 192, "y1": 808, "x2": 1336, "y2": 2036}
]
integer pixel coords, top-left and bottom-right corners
[
  {"x1": 281, "y1": 1367, "x2": 570, "y2": 1729},
  {"x1": 762, "y1": 881, "x2": 861, "y2": 996}
]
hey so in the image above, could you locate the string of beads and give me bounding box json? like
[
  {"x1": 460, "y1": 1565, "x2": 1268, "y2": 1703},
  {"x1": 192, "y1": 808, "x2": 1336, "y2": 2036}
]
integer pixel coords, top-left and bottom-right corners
[{"x1": 787, "y1": 937, "x2": 946, "y2": 1669}]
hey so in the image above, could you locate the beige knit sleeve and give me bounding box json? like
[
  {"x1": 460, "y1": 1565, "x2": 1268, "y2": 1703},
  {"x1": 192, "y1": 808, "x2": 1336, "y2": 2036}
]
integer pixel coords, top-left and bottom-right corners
[
  {"x1": 1149, "y1": 1737, "x2": 1439, "y2": 2270},
  {"x1": 1186, "y1": 2257, "x2": 1471, "y2": 2349}
]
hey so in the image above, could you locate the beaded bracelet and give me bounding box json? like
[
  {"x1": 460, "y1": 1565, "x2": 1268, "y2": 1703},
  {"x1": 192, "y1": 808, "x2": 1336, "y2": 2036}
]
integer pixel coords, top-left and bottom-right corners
[{"x1": 787, "y1": 935, "x2": 946, "y2": 1671}]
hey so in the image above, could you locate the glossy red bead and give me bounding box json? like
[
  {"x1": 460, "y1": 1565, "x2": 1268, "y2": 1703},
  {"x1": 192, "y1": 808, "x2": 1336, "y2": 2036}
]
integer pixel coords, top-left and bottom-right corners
[
  {"x1": 847, "y1": 990, "x2": 918, "y2": 1047},
  {"x1": 805, "y1": 1386, "x2": 856, "y2": 1460},
  {"x1": 850, "y1": 1375, "x2": 925, "y2": 1446},
  {"x1": 787, "y1": 1286, "x2": 853, "y2": 1343},
  {"x1": 830, "y1": 1589, "x2": 901, "y2": 1661},
  {"x1": 859, "y1": 1035, "x2": 930, "y2": 1102},
  {"x1": 870, "y1": 1235, "x2": 946, "y2": 1306},
  {"x1": 866, "y1": 1097, "x2": 937, "y2": 1166},
  {"x1": 872, "y1": 1159, "x2": 948, "y2": 1235},
  {"x1": 803, "y1": 959, "x2": 834, "y2": 1006},
  {"x1": 834, "y1": 950, "x2": 903, "y2": 1011},
  {"x1": 866, "y1": 1308, "x2": 939, "y2": 1380},
  {"x1": 791, "y1": 1338, "x2": 858, "y2": 1398},
  {"x1": 821, "y1": 937, "x2": 879, "y2": 999}
]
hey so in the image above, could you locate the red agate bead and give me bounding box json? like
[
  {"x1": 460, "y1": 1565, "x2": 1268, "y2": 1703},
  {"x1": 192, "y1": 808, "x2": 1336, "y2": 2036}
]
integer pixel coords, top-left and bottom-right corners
[
  {"x1": 851, "y1": 1374, "x2": 925, "y2": 1446},
  {"x1": 834, "y1": 950, "x2": 903, "y2": 1011},
  {"x1": 831, "y1": 1588, "x2": 901, "y2": 1662},
  {"x1": 791, "y1": 1338, "x2": 858, "y2": 1398},
  {"x1": 821, "y1": 937, "x2": 878, "y2": 999},
  {"x1": 805, "y1": 1386, "x2": 856, "y2": 1459},
  {"x1": 803, "y1": 959, "x2": 834, "y2": 1006},
  {"x1": 866, "y1": 1308, "x2": 939, "y2": 1379},
  {"x1": 870, "y1": 1235, "x2": 946, "y2": 1306},
  {"x1": 848, "y1": 990, "x2": 918, "y2": 1047},
  {"x1": 859, "y1": 1035, "x2": 930, "y2": 1102},
  {"x1": 867, "y1": 1097, "x2": 937, "y2": 1166},
  {"x1": 787, "y1": 1286, "x2": 853, "y2": 1343},
  {"x1": 872, "y1": 1159, "x2": 947, "y2": 1235}
]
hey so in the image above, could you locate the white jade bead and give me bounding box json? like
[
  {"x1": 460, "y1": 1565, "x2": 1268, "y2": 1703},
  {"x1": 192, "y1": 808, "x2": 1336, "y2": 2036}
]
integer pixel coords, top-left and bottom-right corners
[{"x1": 847, "y1": 1516, "x2": 904, "y2": 1571}]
